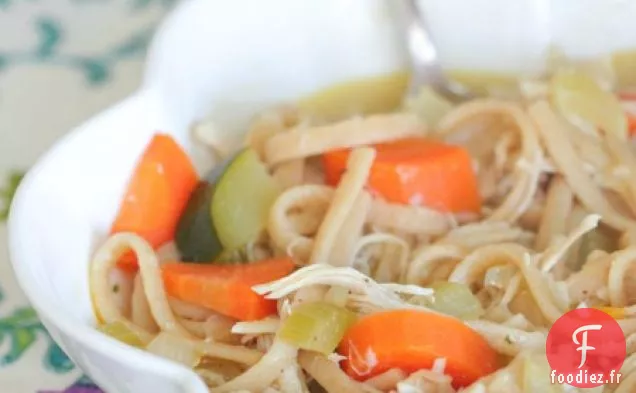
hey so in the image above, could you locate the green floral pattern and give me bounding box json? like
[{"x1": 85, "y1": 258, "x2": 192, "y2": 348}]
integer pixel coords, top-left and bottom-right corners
[
  {"x1": 0, "y1": 0, "x2": 176, "y2": 84},
  {"x1": 0, "y1": 0, "x2": 176, "y2": 391},
  {"x1": 0, "y1": 307, "x2": 74, "y2": 373},
  {"x1": 0, "y1": 17, "x2": 155, "y2": 85}
]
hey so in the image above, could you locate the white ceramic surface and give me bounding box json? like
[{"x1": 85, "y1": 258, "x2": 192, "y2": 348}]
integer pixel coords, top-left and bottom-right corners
[{"x1": 8, "y1": 0, "x2": 636, "y2": 392}]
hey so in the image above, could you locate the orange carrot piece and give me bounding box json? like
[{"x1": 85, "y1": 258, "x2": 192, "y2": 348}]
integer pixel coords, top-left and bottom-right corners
[
  {"x1": 322, "y1": 138, "x2": 481, "y2": 213},
  {"x1": 111, "y1": 134, "x2": 199, "y2": 272},
  {"x1": 619, "y1": 92, "x2": 636, "y2": 101},
  {"x1": 161, "y1": 258, "x2": 295, "y2": 321},
  {"x1": 338, "y1": 309, "x2": 499, "y2": 388},
  {"x1": 619, "y1": 94, "x2": 636, "y2": 136},
  {"x1": 627, "y1": 112, "x2": 636, "y2": 137}
]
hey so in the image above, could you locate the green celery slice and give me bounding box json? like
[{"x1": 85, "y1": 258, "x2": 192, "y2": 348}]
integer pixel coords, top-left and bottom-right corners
[
  {"x1": 211, "y1": 148, "x2": 281, "y2": 251},
  {"x1": 428, "y1": 281, "x2": 484, "y2": 320},
  {"x1": 279, "y1": 301, "x2": 357, "y2": 355}
]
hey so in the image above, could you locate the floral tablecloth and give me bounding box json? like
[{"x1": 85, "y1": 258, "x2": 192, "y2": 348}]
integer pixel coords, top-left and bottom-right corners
[{"x1": 0, "y1": 1, "x2": 175, "y2": 391}]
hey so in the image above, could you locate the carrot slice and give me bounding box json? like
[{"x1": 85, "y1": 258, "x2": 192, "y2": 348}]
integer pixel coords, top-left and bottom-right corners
[
  {"x1": 322, "y1": 138, "x2": 481, "y2": 213},
  {"x1": 111, "y1": 134, "x2": 199, "y2": 272},
  {"x1": 161, "y1": 258, "x2": 295, "y2": 321},
  {"x1": 338, "y1": 309, "x2": 499, "y2": 388},
  {"x1": 619, "y1": 92, "x2": 636, "y2": 101},
  {"x1": 627, "y1": 112, "x2": 636, "y2": 137}
]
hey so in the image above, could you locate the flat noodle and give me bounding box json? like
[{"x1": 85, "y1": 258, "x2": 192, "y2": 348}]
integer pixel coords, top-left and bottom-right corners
[
  {"x1": 278, "y1": 363, "x2": 309, "y2": 393},
  {"x1": 210, "y1": 340, "x2": 296, "y2": 393},
  {"x1": 272, "y1": 159, "x2": 305, "y2": 189},
  {"x1": 263, "y1": 114, "x2": 425, "y2": 165},
  {"x1": 538, "y1": 214, "x2": 600, "y2": 273},
  {"x1": 603, "y1": 130, "x2": 636, "y2": 215},
  {"x1": 232, "y1": 318, "x2": 280, "y2": 335},
  {"x1": 310, "y1": 147, "x2": 375, "y2": 265},
  {"x1": 247, "y1": 105, "x2": 301, "y2": 160},
  {"x1": 406, "y1": 244, "x2": 466, "y2": 285},
  {"x1": 329, "y1": 191, "x2": 372, "y2": 266},
  {"x1": 535, "y1": 176, "x2": 573, "y2": 251},
  {"x1": 437, "y1": 221, "x2": 534, "y2": 250},
  {"x1": 608, "y1": 248, "x2": 636, "y2": 307},
  {"x1": 131, "y1": 274, "x2": 159, "y2": 333},
  {"x1": 374, "y1": 240, "x2": 406, "y2": 283},
  {"x1": 465, "y1": 320, "x2": 547, "y2": 357},
  {"x1": 352, "y1": 232, "x2": 413, "y2": 279},
  {"x1": 528, "y1": 100, "x2": 635, "y2": 231},
  {"x1": 298, "y1": 351, "x2": 379, "y2": 393},
  {"x1": 364, "y1": 368, "x2": 407, "y2": 391},
  {"x1": 169, "y1": 297, "x2": 214, "y2": 321},
  {"x1": 570, "y1": 126, "x2": 610, "y2": 170},
  {"x1": 368, "y1": 199, "x2": 456, "y2": 236}
]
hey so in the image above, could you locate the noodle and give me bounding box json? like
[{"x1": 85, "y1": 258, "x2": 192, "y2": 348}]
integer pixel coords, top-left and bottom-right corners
[
  {"x1": 131, "y1": 274, "x2": 159, "y2": 333},
  {"x1": 89, "y1": 71, "x2": 636, "y2": 392},
  {"x1": 534, "y1": 176, "x2": 573, "y2": 251},
  {"x1": 367, "y1": 199, "x2": 457, "y2": 235},
  {"x1": 268, "y1": 185, "x2": 333, "y2": 261},
  {"x1": 448, "y1": 244, "x2": 566, "y2": 322},
  {"x1": 298, "y1": 351, "x2": 379, "y2": 393},
  {"x1": 364, "y1": 368, "x2": 407, "y2": 391},
  {"x1": 528, "y1": 100, "x2": 635, "y2": 231},
  {"x1": 608, "y1": 248, "x2": 636, "y2": 307},
  {"x1": 309, "y1": 147, "x2": 375, "y2": 265},
  {"x1": 329, "y1": 191, "x2": 371, "y2": 267},
  {"x1": 273, "y1": 160, "x2": 306, "y2": 189},
  {"x1": 209, "y1": 340, "x2": 297, "y2": 393},
  {"x1": 90, "y1": 233, "x2": 187, "y2": 341},
  {"x1": 438, "y1": 100, "x2": 543, "y2": 223},
  {"x1": 263, "y1": 114, "x2": 424, "y2": 166},
  {"x1": 406, "y1": 244, "x2": 465, "y2": 285}
]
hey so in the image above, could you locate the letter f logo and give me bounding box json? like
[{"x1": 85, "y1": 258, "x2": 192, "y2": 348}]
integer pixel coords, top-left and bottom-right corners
[{"x1": 572, "y1": 324, "x2": 602, "y2": 368}]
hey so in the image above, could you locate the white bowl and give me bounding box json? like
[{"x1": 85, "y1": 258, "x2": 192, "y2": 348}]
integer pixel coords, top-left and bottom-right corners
[{"x1": 8, "y1": 0, "x2": 636, "y2": 392}]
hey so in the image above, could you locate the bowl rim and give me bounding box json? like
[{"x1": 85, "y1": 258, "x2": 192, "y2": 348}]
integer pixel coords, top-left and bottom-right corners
[
  {"x1": 6, "y1": 88, "x2": 210, "y2": 393},
  {"x1": 5, "y1": 0, "x2": 408, "y2": 388},
  {"x1": 6, "y1": 0, "x2": 211, "y2": 388}
]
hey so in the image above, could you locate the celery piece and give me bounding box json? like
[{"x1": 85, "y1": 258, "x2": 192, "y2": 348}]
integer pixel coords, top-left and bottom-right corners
[
  {"x1": 279, "y1": 301, "x2": 357, "y2": 355},
  {"x1": 211, "y1": 148, "x2": 281, "y2": 251},
  {"x1": 98, "y1": 321, "x2": 145, "y2": 348},
  {"x1": 428, "y1": 282, "x2": 484, "y2": 320},
  {"x1": 551, "y1": 69, "x2": 627, "y2": 138}
]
